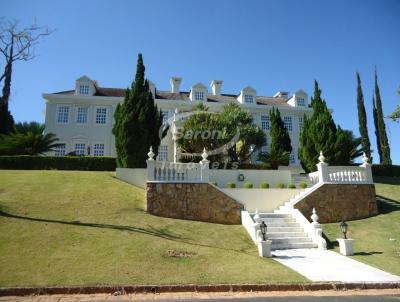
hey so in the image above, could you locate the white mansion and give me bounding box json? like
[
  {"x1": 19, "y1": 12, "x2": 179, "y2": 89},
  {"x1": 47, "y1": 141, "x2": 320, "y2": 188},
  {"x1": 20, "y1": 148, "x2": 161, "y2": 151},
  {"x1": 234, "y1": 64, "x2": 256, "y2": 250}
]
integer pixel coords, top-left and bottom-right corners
[{"x1": 43, "y1": 76, "x2": 312, "y2": 166}]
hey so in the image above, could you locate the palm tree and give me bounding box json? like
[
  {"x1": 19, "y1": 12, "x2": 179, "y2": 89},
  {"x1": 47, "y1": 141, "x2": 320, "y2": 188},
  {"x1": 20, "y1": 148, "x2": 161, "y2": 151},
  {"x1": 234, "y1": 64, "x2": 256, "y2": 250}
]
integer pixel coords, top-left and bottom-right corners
[{"x1": 0, "y1": 122, "x2": 60, "y2": 155}]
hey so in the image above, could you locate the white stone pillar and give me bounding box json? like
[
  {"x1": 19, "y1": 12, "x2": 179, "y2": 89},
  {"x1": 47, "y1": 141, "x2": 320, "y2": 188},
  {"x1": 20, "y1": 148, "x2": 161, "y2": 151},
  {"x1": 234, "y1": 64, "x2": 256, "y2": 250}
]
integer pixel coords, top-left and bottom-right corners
[
  {"x1": 200, "y1": 148, "x2": 210, "y2": 182},
  {"x1": 310, "y1": 208, "x2": 327, "y2": 250},
  {"x1": 316, "y1": 151, "x2": 329, "y2": 183},
  {"x1": 146, "y1": 146, "x2": 155, "y2": 181},
  {"x1": 360, "y1": 152, "x2": 373, "y2": 184},
  {"x1": 173, "y1": 108, "x2": 179, "y2": 163}
]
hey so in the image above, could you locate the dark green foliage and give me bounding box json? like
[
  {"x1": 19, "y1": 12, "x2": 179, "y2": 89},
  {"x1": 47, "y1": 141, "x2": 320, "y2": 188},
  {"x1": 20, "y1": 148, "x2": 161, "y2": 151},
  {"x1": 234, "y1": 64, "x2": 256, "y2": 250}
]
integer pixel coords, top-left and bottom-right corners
[
  {"x1": 388, "y1": 105, "x2": 400, "y2": 121},
  {"x1": 299, "y1": 182, "x2": 307, "y2": 189},
  {"x1": 258, "y1": 107, "x2": 292, "y2": 169},
  {"x1": 288, "y1": 183, "x2": 296, "y2": 189},
  {"x1": 113, "y1": 54, "x2": 163, "y2": 168},
  {"x1": 0, "y1": 60, "x2": 15, "y2": 135},
  {"x1": 226, "y1": 182, "x2": 236, "y2": 188},
  {"x1": 372, "y1": 95, "x2": 382, "y2": 161},
  {"x1": 372, "y1": 164, "x2": 400, "y2": 177},
  {"x1": 260, "y1": 182, "x2": 269, "y2": 188},
  {"x1": 0, "y1": 121, "x2": 59, "y2": 155},
  {"x1": 0, "y1": 101, "x2": 14, "y2": 135},
  {"x1": 356, "y1": 72, "x2": 372, "y2": 161},
  {"x1": 298, "y1": 81, "x2": 362, "y2": 172},
  {"x1": 0, "y1": 156, "x2": 116, "y2": 171},
  {"x1": 177, "y1": 102, "x2": 266, "y2": 164},
  {"x1": 373, "y1": 69, "x2": 392, "y2": 165}
]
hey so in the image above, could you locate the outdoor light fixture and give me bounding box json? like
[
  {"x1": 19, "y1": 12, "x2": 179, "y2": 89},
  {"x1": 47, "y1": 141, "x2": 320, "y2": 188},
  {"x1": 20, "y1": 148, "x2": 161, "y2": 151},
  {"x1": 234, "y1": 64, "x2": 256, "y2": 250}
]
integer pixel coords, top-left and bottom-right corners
[
  {"x1": 340, "y1": 220, "x2": 348, "y2": 239},
  {"x1": 260, "y1": 221, "x2": 267, "y2": 241}
]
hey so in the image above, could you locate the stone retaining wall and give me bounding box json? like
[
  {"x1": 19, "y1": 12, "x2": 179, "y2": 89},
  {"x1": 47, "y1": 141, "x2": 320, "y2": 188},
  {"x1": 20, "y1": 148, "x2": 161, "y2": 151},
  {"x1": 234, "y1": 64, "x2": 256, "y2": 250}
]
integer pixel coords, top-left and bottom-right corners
[
  {"x1": 294, "y1": 184, "x2": 377, "y2": 223},
  {"x1": 146, "y1": 182, "x2": 243, "y2": 224}
]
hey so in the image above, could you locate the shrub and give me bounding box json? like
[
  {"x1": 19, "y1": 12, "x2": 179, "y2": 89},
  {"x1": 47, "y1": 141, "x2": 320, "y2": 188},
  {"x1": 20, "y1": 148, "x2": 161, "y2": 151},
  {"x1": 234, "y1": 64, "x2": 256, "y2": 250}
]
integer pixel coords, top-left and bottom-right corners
[
  {"x1": 243, "y1": 182, "x2": 253, "y2": 189},
  {"x1": 277, "y1": 183, "x2": 286, "y2": 189},
  {"x1": 210, "y1": 182, "x2": 218, "y2": 186},
  {"x1": 288, "y1": 183, "x2": 296, "y2": 189},
  {"x1": 299, "y1": 182, "x2": 308, "y2": 189},
  {"x1": 259, "y1": 182, "x2": 269, "y2": 189},
  {"x1": 372, "y1": 165, "x2": 400, "y2": 177},
  {"x1": 226, "y1": 182, "x2": 236, "y2": 188},
  {"x1": 0, "y1": 155, "x2": 116, "y2": 171}
]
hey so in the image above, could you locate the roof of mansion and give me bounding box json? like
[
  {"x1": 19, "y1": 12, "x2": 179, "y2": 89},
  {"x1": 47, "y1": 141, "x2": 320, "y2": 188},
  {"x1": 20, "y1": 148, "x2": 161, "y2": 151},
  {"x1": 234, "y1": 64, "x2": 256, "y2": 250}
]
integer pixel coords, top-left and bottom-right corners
[{"x1": 53, "y1": 87, "x2": 291, "y2": 107}]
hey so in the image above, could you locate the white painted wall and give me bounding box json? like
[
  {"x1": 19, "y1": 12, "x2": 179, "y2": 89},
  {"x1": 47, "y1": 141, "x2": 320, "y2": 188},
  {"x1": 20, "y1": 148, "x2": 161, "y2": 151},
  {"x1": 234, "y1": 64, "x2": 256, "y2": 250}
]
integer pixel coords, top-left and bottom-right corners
[
  {"x1": 222, "y1": 188, "x2": 303, "y2": 212},
  {"x1": 116, "y1": 168, "x2": 147, "y2": 189},
  {"x1": 210, "y1": 169, "x2": 291, "y2": 188}
]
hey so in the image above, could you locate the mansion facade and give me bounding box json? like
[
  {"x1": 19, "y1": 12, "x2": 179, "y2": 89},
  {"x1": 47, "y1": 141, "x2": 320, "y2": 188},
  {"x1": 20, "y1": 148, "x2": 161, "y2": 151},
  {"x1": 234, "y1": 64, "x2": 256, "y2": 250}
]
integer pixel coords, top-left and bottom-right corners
[{"x1": 43, "y1": 76, "x2": 313, "y2": 166}]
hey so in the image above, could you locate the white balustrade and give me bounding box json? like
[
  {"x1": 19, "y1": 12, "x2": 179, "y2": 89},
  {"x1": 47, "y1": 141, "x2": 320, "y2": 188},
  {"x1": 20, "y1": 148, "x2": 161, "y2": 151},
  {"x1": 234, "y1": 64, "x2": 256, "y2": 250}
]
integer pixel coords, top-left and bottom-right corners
[
  {"x1": 146, "y1": 146, "x2": 210, "y2": 182},
  {"x1": 307, "y1": 151, "x2": 373, "y2": 185}
]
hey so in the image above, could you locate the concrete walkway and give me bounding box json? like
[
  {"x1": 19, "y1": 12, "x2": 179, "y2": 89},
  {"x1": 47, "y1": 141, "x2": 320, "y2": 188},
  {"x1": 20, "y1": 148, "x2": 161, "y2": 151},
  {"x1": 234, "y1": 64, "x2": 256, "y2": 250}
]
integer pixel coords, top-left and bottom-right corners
[{"x1": 272, "y1": 249, "x2": 400, "y2": 282}]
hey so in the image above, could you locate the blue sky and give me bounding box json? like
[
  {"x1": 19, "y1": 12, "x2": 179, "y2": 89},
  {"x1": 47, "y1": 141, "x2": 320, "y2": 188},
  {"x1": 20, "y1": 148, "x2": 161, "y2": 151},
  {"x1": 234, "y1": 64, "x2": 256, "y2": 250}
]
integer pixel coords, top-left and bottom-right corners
[{"x1": 2, "y1": 0, "x2": 399, "y2": 164}]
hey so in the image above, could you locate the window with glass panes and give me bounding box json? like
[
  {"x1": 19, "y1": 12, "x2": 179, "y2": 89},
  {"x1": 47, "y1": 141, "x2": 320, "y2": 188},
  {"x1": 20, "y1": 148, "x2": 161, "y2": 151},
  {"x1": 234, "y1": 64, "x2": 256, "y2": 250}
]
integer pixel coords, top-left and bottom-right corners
[
  {"x1": 57, "y1": 106, "x2": 69, "y2": 124},
  {"x1": 194, "y1": 91, "x2": 204, "y2": 101},
  {"x1": 244, "y1": 94, "x2": 254, "y2": 103},
  {"x1": 93, "y1": 143, "x2": 105, "y2": 156},
  {"x1": 75, "y1": 143, "x2": 86, "y2": 155},
  {"x1": 161, "y1": 110, "x2": 169, "y2": 123},
  {"x1": 297, "y1": 98, "x2": 306, "y2": 106},
  {"x1": 76, "y1": 107, "x2": 88, "y2": 124},
  {"x1": 298, "y1": 116, "x2": 304, "y2": 129},
  {"x1": 79, "y1": 85, "x2": 89, "y2": 95},
  {"x1": 158, "y1": 145, "x2": 168, "y2": 161},
  {"x1": 261, "y1": 115, "x2": 270, "y2": 130},
  {"x1": 95, "y1": 107, "x2": 107, "y2": 124},
  {"x1": 54, "y1": 144, "x2": 66, "y2": 156},
  {"x1": 283, "y1": 116, "x2": 293, "y2": 131}
]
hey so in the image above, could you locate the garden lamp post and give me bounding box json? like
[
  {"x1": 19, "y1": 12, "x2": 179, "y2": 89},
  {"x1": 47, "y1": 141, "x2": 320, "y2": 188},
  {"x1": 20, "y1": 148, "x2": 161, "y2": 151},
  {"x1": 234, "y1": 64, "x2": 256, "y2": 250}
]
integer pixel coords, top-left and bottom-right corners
[
  {"x1": 340, "y1": 220, "x2": 348, "y2": 239},
  {"x1": 260, "y1": 221, "x2": 267, "y2": 241}
]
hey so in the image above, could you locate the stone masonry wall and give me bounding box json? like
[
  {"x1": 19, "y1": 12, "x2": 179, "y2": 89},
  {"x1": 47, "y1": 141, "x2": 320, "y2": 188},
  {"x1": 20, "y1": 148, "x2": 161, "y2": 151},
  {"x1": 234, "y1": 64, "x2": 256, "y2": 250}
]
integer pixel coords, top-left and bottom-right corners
[
  {"x1": 146, "y1": 182, "x2": 243, "y2": 224},
  {"x1": 294, "y1": 184, "x2": 377, "y2": 223}
]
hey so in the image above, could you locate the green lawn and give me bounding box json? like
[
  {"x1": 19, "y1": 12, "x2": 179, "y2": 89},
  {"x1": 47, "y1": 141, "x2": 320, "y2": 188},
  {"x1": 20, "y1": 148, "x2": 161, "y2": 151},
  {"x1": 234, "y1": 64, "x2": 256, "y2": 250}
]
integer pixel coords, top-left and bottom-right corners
[
  {"x1": 323, "y1": 176, "x2": 400, "y2": 276},
  {"x1": 0, "y1": 170, "x2": 306, "y2": 287}
]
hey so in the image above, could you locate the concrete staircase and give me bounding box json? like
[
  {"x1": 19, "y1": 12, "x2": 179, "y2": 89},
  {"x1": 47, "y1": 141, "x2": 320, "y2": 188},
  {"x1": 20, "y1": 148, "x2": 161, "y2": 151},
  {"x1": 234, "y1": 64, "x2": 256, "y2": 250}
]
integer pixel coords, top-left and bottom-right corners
[{"x1": 257, "y1": 213, "x2": 317, "y2": 250}]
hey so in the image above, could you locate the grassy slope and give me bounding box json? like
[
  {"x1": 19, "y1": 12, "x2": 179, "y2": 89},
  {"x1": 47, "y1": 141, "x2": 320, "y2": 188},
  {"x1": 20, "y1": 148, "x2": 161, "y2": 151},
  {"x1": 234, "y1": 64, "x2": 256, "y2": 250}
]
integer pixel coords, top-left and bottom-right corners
[
  {"x1": 323, "y1": 176, "x2": 400, "y2": 276},
  {"x1": 0, "y1": 170, "x2": 306, "y2": 287}
]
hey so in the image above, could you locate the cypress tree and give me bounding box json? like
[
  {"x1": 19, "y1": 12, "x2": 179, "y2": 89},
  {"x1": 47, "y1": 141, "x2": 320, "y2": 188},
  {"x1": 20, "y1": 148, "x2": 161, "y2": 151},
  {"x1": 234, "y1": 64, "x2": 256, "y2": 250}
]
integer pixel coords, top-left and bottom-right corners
[
  {"x1": 356, "y1": 72, "x2": 372, "y2": 162},
  {"x1": 372, "y1": 94, "x2": 382, "y2": 162},
  {"x1": 269, "y1": 107, "x2": 292, "y2": 155},
  {"x1": 112, "y1": 53, "x2": 163, "y2": 168},
  {"x1": 298, "y1": 81, "x2": 337, "y2": 172},
  {"x1": 374, "y1": 69, "x2": 392, "y2": 164}
]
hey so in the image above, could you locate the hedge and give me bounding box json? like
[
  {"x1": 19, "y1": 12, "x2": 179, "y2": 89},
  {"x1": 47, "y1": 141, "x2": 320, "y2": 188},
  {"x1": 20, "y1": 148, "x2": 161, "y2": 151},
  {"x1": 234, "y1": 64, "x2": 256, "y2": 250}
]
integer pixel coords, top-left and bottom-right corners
[
  {"x1": 372, "y1": 164, "x2": 400, "y2": 177},
  {"x1": 0, "y1": 156, "x2": 116, "y2": 171}
]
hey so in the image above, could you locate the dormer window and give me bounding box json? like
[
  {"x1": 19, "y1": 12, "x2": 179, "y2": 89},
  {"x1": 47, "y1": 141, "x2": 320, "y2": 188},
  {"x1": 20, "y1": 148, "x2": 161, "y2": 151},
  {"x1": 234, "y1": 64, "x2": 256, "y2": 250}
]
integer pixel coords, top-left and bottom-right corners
[
  {"x1": 79, "y1": 85, "x2": 90, "y2": 95},
  {"x1": 297, "y1": 98, "x2": 306, "y2": 106},
  {"x1": 244, "y1": 94, "x2": 254, "y2": 104},
  {"x1": 195, "y1": 91, "x2": 204, "y2": 101}
]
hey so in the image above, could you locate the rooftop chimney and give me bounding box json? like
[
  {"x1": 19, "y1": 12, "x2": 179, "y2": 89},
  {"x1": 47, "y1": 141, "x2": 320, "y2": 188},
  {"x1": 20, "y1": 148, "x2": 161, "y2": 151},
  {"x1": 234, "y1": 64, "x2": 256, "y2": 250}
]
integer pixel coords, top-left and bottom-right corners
[
  {"x1": 210, "y1": 80, "x2": 223, "y2": 95},
  {"x1": 170, "y1": 77, "x2": 182, "y2": 93}
]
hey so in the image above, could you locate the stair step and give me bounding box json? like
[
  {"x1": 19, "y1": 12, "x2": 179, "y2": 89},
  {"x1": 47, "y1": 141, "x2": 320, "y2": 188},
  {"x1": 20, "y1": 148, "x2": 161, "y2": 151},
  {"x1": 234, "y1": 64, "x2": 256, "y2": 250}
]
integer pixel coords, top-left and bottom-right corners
[
  {"x1": 271, "y1": 237, "x2": 312, "y2": 244},
  {"x1": 265, "y1": 222, "x2": 300, "y2": 227},
  {"x1": 267, "y1": 232, "x2": 307, "y2": 238},
  {"x1": 271, "y1": 242, "x2": 318, "y2": 250},
  {"x1": 267, "y1": 226, "x2": 304, "y2": 232},
  {"x1": 261, "y1": 218, "x2": 296, "y2": 223},
  {"x1": 257, "y1": 213, "x2": 292, "y2": 218}
]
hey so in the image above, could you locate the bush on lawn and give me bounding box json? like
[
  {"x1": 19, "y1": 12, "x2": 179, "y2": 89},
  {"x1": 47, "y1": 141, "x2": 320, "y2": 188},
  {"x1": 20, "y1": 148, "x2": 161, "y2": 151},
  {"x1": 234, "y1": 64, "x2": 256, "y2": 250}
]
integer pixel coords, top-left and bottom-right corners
[
  {"x1": 299, "y1": 182, "x2": 308, "y2": 189},
  {"x1": 0, "y1": 155, "x2": 116, "y2": 171},
  {"x1": 260, "y1": 182, "x2": 269, "y2": 189},
  {"x1": 288, "y1": 183, "x2": 296, "y2": 189},
  {"x1": 277, "y1": 183, "x2": 286, "y2": 189},
  {"x1": 372, "y1": 165, "x2": 400, "y2": 177},
  {"x1": 243, "y1": 182, "x2": 253, "y2": 189},
  {"x1": 226, "y1": 182, "x2": 236, "y2": 188}
]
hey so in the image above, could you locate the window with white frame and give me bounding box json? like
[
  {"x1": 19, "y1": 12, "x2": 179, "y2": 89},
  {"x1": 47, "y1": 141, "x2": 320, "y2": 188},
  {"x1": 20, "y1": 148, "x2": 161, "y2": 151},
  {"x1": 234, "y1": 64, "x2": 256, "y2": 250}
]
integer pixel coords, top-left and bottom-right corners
[
  {"x1": 76, "y1": 107, "x2": 88, "y2": 124},
  {"x1": 75, "y1": 143, "x2": 86, "y2": 156},
  {"x1": 93, "y1": 143, "x2": 105, "y2": 156},
  {"x1": 161, "y1": 110, "x2": 169, "y2": 123},
  {"x1": 95, "y1": 107, "x2": 107, "y2": 124},
  {"x1": 57, "y1": 106, "x2": 69, "y2": 124},
  {"x1": 54, "y1": 144, "x2": 66, "y2": 157},
  {"x1": 194, "y1": 91, "x2": 204, "y2": 101},
  {"x1": 298, "y1": 116, "x2": 304, "y2": 130},
  {"x1": 290, "y1": 150, "x2": 296, "y2": 163},
  {"x1": 283, "y1": 116, "x2": 293, "y2": 131},
  {"x1": 261, "y1": 115, "x2": 270, "y2": 130},
  {"x1": 79, "y1": 85, "x2": 90, "y2": 95},
  {"x1": 158, "y1": 145, "x2": 168, "y2": 161},
  {"x1": 244, "y1": 94, "x2": 254, "y2": 103},
  {"x1": 297, "y1": 98, "x2": 306, "y2": 106}
]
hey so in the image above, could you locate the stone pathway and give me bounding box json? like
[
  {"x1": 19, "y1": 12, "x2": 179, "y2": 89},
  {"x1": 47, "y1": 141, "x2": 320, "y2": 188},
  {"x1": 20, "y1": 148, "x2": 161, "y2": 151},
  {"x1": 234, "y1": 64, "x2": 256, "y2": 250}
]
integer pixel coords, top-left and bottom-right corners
[{"x1": 272, "y1": 249, "x2": 400, "y2": 282}]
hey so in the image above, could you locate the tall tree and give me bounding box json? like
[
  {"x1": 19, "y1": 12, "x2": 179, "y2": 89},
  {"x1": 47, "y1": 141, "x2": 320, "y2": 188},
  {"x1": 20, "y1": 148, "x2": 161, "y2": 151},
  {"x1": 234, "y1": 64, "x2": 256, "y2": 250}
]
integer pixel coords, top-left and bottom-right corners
[
  {"x1": 374, "y1": 68, "x2": 392, "y2": 164},
  {"x1": 0, "y1": 19, "x2": 52, "y2": 134},
  {"x1": 356, "y1": 72, "x2": 372, "y2": 161},
  {"x1": 372, "y1": 94, "x2": 382, "y2": 161},
  {"x1": 258, "y1": 107, "x2": 292, "y2": 169},
  {"x1": 112, "y1": 54, "x2": 163, "y2": 168}
]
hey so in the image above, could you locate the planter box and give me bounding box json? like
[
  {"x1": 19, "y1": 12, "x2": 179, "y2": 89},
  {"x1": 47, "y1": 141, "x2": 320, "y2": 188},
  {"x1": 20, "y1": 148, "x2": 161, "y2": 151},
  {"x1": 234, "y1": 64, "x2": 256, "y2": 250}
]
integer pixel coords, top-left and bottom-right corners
[
  {"x1": 337, "y1": 238, "x2": 355, "y2": 256},
  {"x1": 257, "y1": 239, "x2": 272, "y2": 258}
]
